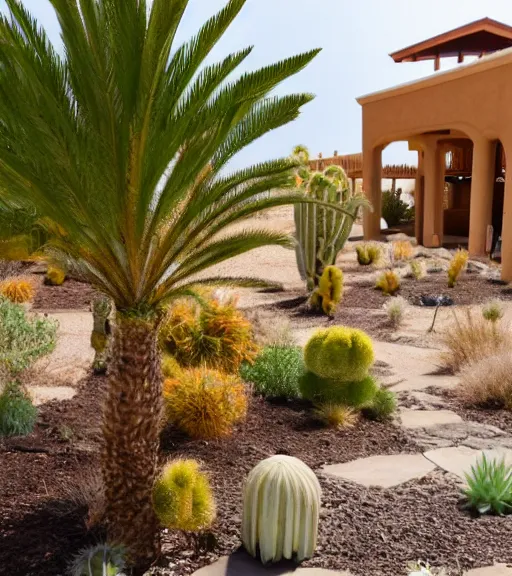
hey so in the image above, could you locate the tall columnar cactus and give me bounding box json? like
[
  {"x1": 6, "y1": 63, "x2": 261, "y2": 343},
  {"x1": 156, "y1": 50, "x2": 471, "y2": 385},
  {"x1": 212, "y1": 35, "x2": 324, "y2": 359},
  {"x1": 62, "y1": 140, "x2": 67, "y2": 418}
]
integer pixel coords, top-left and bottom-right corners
[
  {"x1": 309, "y1": 265, "x2": 343, "y2": 316},
  {"x1": 242, "y1": 454, "x2": 321, "y2": 564},
  {"x1": 70, "y1": 544, "x2": 125, "y2": 576},
  {"x1": 292, "y1": 146, "x2": 369, "y2": 290},
  {"x1": 91, "y1": 295, "x2": 113, "y2": 374}
]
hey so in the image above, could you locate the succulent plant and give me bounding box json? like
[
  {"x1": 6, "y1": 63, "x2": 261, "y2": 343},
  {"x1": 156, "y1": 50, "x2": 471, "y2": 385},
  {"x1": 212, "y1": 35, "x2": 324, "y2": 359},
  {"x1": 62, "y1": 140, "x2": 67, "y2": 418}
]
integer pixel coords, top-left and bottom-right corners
[
  {"x1": 304, "y1": 326, "x2": 374, "y2": 381},
  {"x1": 299, "y1": 371, "x2": 378, "y2": 407},
  {"x1": 309, "y1": 265, "x2": 343, "y2": 316},
  {"x1": 153, "y1": 458, "x2": 216, "y2": 532},
  {"x1": 44, "y1": 265, "x2": 66, "y2": 286},
  {"x1": 242, "y1": 454, "x2": 321, "y2": 564},
  {"x1": 91, "y1": 295, "x2": 113, "y2": 374},
  {"x1": 69, "y1": 544, "x2": 125, "y2": 576}
]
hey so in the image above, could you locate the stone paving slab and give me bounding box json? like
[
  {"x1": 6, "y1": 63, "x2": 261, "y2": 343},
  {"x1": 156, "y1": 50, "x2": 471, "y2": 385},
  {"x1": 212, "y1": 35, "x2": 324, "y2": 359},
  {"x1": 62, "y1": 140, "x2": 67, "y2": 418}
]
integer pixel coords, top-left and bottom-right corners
[
  {"x1": 389, "y1": 374, "x2": 459, "y2": 392},
  {"x1": 28, "y1": 385, "x2": 77, "y2": 406},
  {"x1": 465, "y1": 565, "x2": 512, "y2": 575},
  {"x1": 400, "y1": 409, "x2": 462, "y2": 429},
  {"x1": 34, "y1": 311, "x2": 93, "y2": 385},
  {"x1": 192, "y1": 552, "x2": 350, "y2": 576},
  {"x1": 424, "y1": 446, "x2": 512, "y2": 480},
  {"x1": 321, "y1": 454, "x2": 436, "y2": 488}
]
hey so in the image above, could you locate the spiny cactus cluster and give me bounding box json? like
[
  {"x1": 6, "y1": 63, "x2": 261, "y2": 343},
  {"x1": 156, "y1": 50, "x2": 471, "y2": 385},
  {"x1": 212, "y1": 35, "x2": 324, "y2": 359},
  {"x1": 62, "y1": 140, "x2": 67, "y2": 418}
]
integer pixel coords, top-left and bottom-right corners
[
  {"x1": 0, "y1": 276, "x2": 34, "y2": 304},
  {"x1": 447, "y1": 248, "x2": 468, "y2": 288},
  {"x1": 292, "y1": 145, "x2": 368, "y2": 291},
  {"x1": 44, "y1": 265, "x2": 66, "y2": 286},
  {"x1": 242, "y1": 454, "x2": 321, "y2": 564},
  {"x1": 309, "y1": 265, "x2": 343, "y2": 316},
  {"x1": 152, "y1": 459, "x2": 215, "y2": 532}
]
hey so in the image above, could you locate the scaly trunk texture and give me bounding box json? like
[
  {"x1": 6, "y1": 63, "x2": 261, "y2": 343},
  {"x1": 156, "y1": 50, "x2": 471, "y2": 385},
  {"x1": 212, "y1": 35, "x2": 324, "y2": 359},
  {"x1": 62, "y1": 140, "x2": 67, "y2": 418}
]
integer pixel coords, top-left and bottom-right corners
[{"x1": 102, "y1": 313, "x2": 163, "y2": 572}]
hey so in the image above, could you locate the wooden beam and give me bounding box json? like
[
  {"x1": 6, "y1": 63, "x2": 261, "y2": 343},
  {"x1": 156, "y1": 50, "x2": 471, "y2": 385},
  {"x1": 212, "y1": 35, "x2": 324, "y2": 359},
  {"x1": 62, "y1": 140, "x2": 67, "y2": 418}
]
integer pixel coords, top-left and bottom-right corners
[
  {"x1": 458, "y1": 51, "x2": 464, "y2": 63},
  {"x1": 434, "y1": 54, "x2": 440, "y2": 71}
]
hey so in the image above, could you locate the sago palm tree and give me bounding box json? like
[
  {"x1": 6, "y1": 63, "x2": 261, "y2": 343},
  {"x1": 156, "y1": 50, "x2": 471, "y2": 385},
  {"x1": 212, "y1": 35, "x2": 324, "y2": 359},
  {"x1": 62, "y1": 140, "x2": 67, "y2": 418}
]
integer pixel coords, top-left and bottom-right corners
[{"x1": 0, "y1": 0, "x2": 336, "y2": 568}]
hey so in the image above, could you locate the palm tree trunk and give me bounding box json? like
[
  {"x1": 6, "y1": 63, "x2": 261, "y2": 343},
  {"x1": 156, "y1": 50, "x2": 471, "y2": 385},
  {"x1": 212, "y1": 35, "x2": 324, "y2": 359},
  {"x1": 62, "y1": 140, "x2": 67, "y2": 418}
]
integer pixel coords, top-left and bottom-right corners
[{"x1": 102, "y1": 313, "x2": 163, "y2": 571}]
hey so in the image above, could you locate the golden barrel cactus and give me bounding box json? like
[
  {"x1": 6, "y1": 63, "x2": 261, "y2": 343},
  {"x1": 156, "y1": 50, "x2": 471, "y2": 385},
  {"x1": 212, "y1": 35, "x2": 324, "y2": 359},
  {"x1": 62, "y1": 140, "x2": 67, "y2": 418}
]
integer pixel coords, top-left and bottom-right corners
[{"x1": 241, "y1": 454, "x2": 321, "y2": 564}]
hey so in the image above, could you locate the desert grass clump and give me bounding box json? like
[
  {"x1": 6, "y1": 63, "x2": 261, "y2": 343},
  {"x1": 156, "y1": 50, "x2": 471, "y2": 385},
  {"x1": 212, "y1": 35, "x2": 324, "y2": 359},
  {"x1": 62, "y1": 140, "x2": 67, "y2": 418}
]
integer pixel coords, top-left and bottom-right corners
[
  {"x1": 313, "y1": 403, "x2": 358, "y2": 428},
  {"x1": 0, "y1": 381, "x2": 37, "y2": 436},
  {"x1": 383, "y1": 296, "x2": 407, "y2": 329},
  {"x1": 363, "y1": 388, "x2": 397, "y2": 421},
  {"x1": 447, "y1": 248, "x2": 469, "y2": 288},
  {"x1": 356, "y1": 243, "x2": 382, "y2": 266},
  {"x1": 392, "y1": 240, "x2": 414, "y2": 261},
  {"x1": 240, "y1": 345, "x2": 303, "y2": 400},
  {"x1": 44, "y1": 265, "x2": 66, "y2": 286},
  {"x1": 408, "y1": 259, "x2": 427, "y2": 280},
  {"x1": 163, "y1": 367, "x2": 247, "y2": 439},
  {"x1": 375, "y1": 270, "x2": 400, "y2": 296},
  {"x1": 160, "y1": 295, "x2": 258, "y2": 373},
  {"x1": 482, "y1": 299, "x2": 504, "y2": 323},
  {"x1": 0, "y1": 276, "x2": 34, "y2": 303},
  {"x1": 244, "y1": 310, "x2": 296, "y2": 347},
  {"x1": 440, "y1": 310, "x2": 511, "y2": 373},
  {"x1": 462, "y1": 454, "x2": 512, "y2": 515},
  {"x1": 457, "y1": 351, "x2": 512, "y2": 409},
  {"x1": 152, "y1": 459, "x2": 215, "y2": 532},
  {"x1": 0, "y1": 297, "x2": 57, "y2": 374}
]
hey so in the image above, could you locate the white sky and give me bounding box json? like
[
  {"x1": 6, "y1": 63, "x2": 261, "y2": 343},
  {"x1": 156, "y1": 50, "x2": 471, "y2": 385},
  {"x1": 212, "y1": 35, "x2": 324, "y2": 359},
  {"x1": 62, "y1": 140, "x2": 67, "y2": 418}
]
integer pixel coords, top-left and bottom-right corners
[{"x1": 3, "y1": 0, "x2": 512, "y2": 169}]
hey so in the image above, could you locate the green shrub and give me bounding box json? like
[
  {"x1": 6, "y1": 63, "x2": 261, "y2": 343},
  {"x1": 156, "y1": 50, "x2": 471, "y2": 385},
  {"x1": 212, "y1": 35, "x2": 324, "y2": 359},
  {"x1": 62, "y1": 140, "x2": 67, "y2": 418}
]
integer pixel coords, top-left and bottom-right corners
[
  {"x1": 0, "y1": 297, "x2": 57, "y2": 374},
  {"x1": 362, "y1": 388, "x2": 397, "y2": 421},
  {"x1": 309, "y1": 265, "x2": 343, "y2": 316},
  {"x1": 304, "y1": 326, "x2": 374, "y2": 381},
  {"x1": 0, "y1": 381, "x2": 37, "y2": 436},
  {"x1": 240, "y1": 345, "x2": 303, "y2": 400},
  {"x1": 375, "y1": 270, "x2": 401, "y2": 296},
  {"x1": 299, "y1": 372, "x2": 378, "y2": 407},
  {"x1": 382, "y1": 188, "x2": 414, "y2": 227},
  {"x1": 482, "y1": 299, "x2": 504, "y2": 323},
  {"x1": 462, "y1": 454, "x2": 512, "y2": 515}
]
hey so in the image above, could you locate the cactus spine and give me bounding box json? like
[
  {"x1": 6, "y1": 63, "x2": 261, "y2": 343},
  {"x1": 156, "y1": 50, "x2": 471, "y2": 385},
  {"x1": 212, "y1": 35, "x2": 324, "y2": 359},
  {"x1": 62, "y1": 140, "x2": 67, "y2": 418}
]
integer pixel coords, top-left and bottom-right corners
[
  {"x1": 292, "y1": 146, "x2": 368, "y2": 290},
  {"x1": 242, "y1": 454, "x2": 321, "y2": 564}
]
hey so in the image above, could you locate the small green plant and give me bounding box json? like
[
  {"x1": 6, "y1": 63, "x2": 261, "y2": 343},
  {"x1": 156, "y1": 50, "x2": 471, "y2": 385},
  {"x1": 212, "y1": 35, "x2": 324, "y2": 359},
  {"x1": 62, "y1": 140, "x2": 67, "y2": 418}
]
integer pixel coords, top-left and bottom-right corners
[
  {"x1": 240, "y1": 345, "x2": 303, "y2": 400},
  {"x1": 482, "y1": 299, "x2": 504, "y2": 323},
  {"x1": 44, "y1": 265, "x2": 66, "y2": 286},
  {"x1": 309, "y1": 265, "x2": 343, "y2": 315},
  {"x1": 462, "y1": 454, "x2": 512, "y2": 515},
  {"x1": 304, "y1": 326, "x2": 374, "y2": 381},
  {"x1": 363, "y1": 388, "x2": 397, "y2": 421},
  {"x1": 313, "y1": 403, "x2": 358, "y2": 428},
  {"x1": 0, "y1": 297, "x2": 57, "y2": 375},
  {"x1": 382, "y1": 188, "x2": 414, "y2": 227},
  {"x1": 356, "y1": 243, "x2": 382, "y2": 266},
  {"x1": 69, "y1": 543, "x2": 126, "y2": 576},
  {"x1": 392, "y1": 240, "x2": 414, "y2": 261},
  {"x1": 153, "y1": 459, "x2": 215, "y2": 532},
  {"x1": 408, "y1": 260, "x2": 427, "y2": 280},
  {"x1": 375, "y1": 270, "x2": 401, "y2": 296},
  {"x1": 0, "y1": 381, "x2": 37, "y2": 436},
  {"x1": 447, "y1": 248, "x2": 468, "y2": 288},
  {"x1": 383, "y1": 296, "x2": 407, "y2": 329}
]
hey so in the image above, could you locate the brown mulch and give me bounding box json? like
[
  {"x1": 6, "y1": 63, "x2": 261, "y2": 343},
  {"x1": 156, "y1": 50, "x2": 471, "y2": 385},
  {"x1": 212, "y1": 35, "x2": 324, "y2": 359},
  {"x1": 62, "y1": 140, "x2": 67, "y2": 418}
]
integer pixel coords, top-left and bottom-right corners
[
  {"x1": 3, "y1": 375, "x2": 512, "y2": 576},
  {"x1": 31, "y1": 275, "x2": 99, "y2": 311}
]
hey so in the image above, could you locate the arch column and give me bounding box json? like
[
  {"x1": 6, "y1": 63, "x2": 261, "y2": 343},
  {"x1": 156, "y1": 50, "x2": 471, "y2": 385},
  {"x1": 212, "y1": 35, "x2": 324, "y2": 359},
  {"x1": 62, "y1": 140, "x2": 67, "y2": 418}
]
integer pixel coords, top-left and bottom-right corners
[
  {"x1": 362, "y1": 145, "x2": 383, "y2": 240},
  {"x1": 502, "y1": 159, "x2": 512, "y2": 281},
  {"x1": 468, "y1": 138, "x2": 496, "y2": 256},
  {"x1": 423, "y1": 139, "x2": 445, "y2": 247},
  {"x1": 414, "y1": 149, "x2": 424, "y2": 245}
]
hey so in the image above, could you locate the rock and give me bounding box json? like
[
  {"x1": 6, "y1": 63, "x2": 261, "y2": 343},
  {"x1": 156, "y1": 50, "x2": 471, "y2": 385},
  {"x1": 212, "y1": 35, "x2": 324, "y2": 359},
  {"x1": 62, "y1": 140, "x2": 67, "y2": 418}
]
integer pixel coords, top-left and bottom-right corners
[
  {"x1": 407, "y1": 391, "x2": 450, "y2": 410},
  {"x1": 191, "y1": 551, "x2": 351, "y2": 576},
  {"x1": 385, "y1": 233, "x2": 417, "y2": 246},
  {"x1": 415, "y1": 247, "x2": 453, "y2": 261},
  {"x1": 321, "y1": 454, "x2": 436, "y2": 488},
  {"x1": 465, "y1": 564, "x2": 512, "y2": 575},
  {"x1": 28, "y1": 385, "x2": 77, "y2": 406},
  {"x1": 400, "y1": 409, "x2": 463, "y2": 429},
  {"x1": 466, "y1": 260, "x2": 489, "y2": 275},
  {"x1": 424, "y1": 446, "x2": 512, "y2": 480}
]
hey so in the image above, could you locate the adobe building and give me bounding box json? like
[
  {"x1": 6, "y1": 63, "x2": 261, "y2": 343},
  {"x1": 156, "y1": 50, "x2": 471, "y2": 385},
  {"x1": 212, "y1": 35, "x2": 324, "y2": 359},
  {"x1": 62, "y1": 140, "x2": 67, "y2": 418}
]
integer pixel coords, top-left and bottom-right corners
[{"x1": 357, "y1": 18, "x2": 512, "y2": 280}]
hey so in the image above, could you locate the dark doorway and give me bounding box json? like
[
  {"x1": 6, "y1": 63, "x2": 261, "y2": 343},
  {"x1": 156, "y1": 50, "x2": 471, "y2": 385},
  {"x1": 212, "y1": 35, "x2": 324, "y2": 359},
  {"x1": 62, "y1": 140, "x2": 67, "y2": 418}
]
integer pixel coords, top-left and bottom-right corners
[{"x1": 491, "y1": 141, "x2": 505, "y2": 256}]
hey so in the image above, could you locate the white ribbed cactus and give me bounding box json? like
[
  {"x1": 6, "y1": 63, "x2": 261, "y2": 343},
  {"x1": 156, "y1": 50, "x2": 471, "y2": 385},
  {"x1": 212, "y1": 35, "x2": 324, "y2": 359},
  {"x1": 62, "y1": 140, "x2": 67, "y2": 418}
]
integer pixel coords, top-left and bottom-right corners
[{"x1": 241, "y1": 454, "x2": 321, "y2": 564}]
